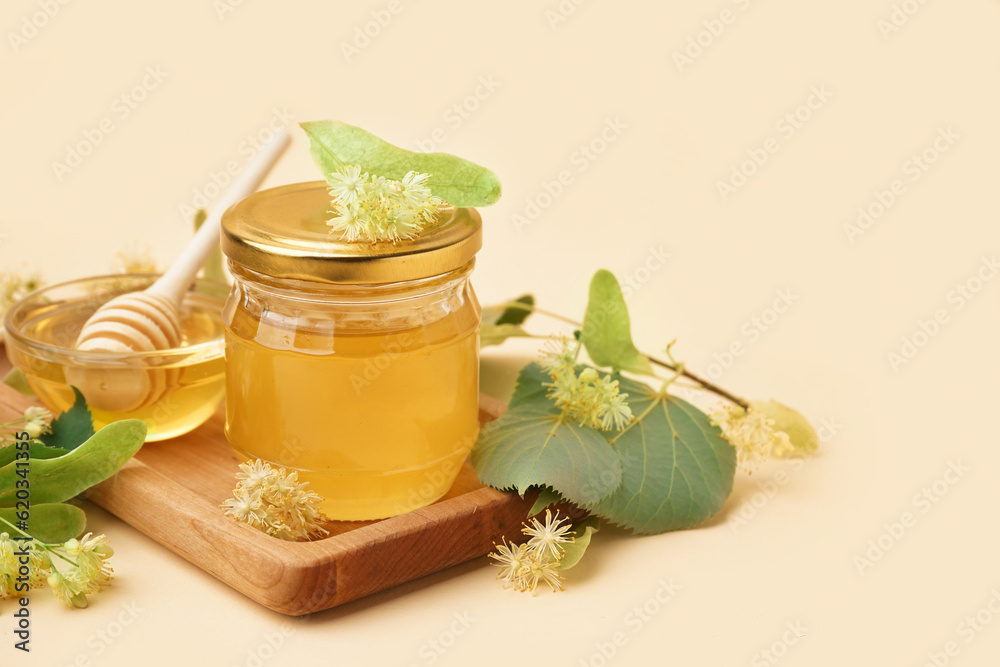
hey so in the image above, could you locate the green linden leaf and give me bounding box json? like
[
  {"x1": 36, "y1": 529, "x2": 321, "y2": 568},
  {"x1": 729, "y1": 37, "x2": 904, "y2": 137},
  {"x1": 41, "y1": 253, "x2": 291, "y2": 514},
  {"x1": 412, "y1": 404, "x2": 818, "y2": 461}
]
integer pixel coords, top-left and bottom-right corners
[
  {"x1": 527, "y1": 486, "x2": 564, "y2": 517},
  {"x1": 751, "y1": 399, "x2": 820, "y2": 456},
  {"x1": 0, "y1": 503, "x2": 86, "y2": 543},
  {"x1": 559, "y1": 516, "x2": 600, "y2": 570},
  {"x1": 0, "y1": 441, "x2": 71, "y2": 468},
  {"x1": 507, "y1": 361, "x2": 555, "y2": 409},
  {"x1": 300, "y1": 120, "x2": 502, "y2": 207},
  {"x1": 581, "y1": 270, "x2": 653, "y2": 375},
  {"x1": 0, "y1": 419, "x2": 147, "y2": 507},
  {"x1": 194, "y1": 208, "x2": 228, "y2": 287},
  {"x1": 586, "y1": 375, "x2": 736, "y2": 534},
  {"x1": 37, "y1": 387, "x2": 96, "y2": 452},
  {"x1": 2, "y1": 367, "x2": 35, "y2": 397},
  {"x1": 480, "y1": 295, "x2": 536, "y2": 348},
  {"x1": 480, "y1": 323, "x2": 532, "y2": 348},
  {"x1": 483, "y1": 295, "x2": 535, "y2": 326},
  {"x1": 471, "y1": 364, "x2": 622, "y2": 507}
]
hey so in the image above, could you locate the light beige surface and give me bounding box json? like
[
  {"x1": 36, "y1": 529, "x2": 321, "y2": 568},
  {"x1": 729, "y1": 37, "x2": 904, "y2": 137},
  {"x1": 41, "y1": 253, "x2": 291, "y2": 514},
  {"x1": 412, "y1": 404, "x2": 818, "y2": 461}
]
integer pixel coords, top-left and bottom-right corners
[{"x1": 3, "y1": 1, "x2": 999, "y2": 665}]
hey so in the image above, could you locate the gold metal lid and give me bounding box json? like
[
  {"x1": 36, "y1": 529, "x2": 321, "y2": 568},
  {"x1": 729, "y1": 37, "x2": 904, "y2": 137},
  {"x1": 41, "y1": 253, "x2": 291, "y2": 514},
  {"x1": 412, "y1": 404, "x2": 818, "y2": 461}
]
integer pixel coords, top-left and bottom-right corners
[{"x1": 221, "y1": 181, "x2": 482, "y2": 284}]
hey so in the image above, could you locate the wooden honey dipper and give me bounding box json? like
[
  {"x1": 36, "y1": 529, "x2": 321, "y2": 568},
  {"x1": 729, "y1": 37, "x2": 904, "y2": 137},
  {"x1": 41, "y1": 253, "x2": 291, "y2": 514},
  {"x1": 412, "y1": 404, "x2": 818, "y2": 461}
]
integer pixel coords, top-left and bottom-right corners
[{"x1": 67, "y1": 129, "x2": 290, "y2": 413}]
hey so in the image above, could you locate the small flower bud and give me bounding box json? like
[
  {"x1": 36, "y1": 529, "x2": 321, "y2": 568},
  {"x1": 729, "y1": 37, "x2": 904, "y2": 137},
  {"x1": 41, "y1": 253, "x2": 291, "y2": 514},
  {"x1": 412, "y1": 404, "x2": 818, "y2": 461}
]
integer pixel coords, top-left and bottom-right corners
[{"x1": 63, "y1": 538, "x2": 81, "y2": 556}]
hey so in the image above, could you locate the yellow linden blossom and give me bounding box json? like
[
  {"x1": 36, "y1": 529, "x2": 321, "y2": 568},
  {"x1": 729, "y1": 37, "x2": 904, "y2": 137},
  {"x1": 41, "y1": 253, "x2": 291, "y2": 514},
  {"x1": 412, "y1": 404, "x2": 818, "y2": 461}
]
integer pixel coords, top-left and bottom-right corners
[
  {"x1": 0, "y1": 270, "x2": 42, "y2": 343},
  {"x1": 326, "y1": 166, "x2": 446, "y2": 243},
  {"x1": 223, "y1": 460, "x2": 329, "y2": 541},
  {"x1": 0, "y1": 534, "x2": 51, "y2": 598},
  {"x1": 47, "y1": 571, "x2": 88, "y2": 608},
  {"x1": 0, "y1": 533, "x2": 17, "y2": 598},
  {"x1": 23, "y1": 406, "x2": 53, "y2": 439},
  {"x1": 540, "y1": 337, "x2": 633, "y2": 431},
  {"x1": 490, "y1": 540, "x2": 532, "y2": 590},
  {"x1": 64, "y1": 533, "x2": 115, "y2": 593},
  {"x1": 0, "y1": 528, "x2": 117, "y2": 608},
  {"x1": 523, "y1": 509, "x2": 574, "y2": 562},
  {"x1": 489, "y1": 510, "x2": 573, "y2": 594},
  {"x1": 112, "y1": 243, "x2": 158, "y2": 275},
  {"x1": 711, "y1": 404, "x2": 794, "y2": 472},
  {"x1": 522, "y1": 556, "x2": 563, "y2": 594}
]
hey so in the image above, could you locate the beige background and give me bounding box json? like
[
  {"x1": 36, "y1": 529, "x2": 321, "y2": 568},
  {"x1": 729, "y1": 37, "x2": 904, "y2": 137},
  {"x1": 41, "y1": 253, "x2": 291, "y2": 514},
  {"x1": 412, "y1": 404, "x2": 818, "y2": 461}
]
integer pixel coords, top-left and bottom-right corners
[{"x1": 3, "y1": 0, "x2": 1000, "y2": 665}]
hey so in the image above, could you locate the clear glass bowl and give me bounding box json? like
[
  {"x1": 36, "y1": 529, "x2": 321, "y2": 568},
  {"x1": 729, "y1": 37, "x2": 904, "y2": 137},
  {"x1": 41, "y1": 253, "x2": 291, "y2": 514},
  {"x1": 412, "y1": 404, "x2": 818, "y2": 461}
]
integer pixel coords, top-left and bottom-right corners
[{"x1": 4, "y1": 274, "x2": 227, "y2": 441}]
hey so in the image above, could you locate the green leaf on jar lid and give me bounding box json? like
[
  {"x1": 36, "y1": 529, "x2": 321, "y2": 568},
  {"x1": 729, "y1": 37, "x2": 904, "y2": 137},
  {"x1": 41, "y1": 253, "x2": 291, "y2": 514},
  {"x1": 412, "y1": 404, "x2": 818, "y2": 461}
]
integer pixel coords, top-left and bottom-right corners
[{"x1": 300, "y1": 120, "x2": 502, "y2": 207}]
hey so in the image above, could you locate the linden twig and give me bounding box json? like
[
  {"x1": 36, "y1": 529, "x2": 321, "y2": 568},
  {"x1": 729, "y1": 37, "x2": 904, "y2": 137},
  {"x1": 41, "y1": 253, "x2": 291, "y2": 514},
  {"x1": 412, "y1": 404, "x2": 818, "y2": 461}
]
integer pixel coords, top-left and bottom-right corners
[{"x1": 497, "y1": 301, "x2": 751, "y2": 409}]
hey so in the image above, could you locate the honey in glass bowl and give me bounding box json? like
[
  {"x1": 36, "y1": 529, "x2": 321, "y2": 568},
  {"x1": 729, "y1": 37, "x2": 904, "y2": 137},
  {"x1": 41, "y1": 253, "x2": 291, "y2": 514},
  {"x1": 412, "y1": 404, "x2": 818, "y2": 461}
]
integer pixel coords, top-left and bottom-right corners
[{"x1": 3, "y1": 274, "x2": 227, "y2": 441}]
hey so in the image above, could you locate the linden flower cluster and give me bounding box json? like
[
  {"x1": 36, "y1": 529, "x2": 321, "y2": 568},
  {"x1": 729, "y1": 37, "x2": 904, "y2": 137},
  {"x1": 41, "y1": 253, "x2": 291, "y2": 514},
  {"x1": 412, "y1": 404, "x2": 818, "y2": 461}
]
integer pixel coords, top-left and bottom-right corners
[
  {"x1": 0, "y1": 270, "x2": 42, "y2": 343},
  {"x1": 326, "y1": 165, "x2": 446, "y2": 243},
  {"x1": 711, "y1": 405, "x2": 794, "y2": 472},
  {"x1": 489, "y1": 510, "x2": 574, "y2": 594},
  {"x1": 1, "y1": 406, "x2": 53, "y2": 443},
  {"x1": 541, "y1": 337, "x2": 633, "y2": 431},
  {"x1": 222, "y1": 460, "x2": 329, "y2": 541},
  {"x1": 0, "y1": 531, "x2": 114, "y2": 609},
  {"x1": 111, "y1": 243, "x2": 158, "y2": 275}
]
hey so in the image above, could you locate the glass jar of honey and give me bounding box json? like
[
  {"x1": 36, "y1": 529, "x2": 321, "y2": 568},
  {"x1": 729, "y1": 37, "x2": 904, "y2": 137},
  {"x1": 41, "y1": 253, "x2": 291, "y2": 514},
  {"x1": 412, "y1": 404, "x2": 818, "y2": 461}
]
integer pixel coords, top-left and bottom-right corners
[{"x1": 220, "y1": 181, "x2": 482, "y2": 521}]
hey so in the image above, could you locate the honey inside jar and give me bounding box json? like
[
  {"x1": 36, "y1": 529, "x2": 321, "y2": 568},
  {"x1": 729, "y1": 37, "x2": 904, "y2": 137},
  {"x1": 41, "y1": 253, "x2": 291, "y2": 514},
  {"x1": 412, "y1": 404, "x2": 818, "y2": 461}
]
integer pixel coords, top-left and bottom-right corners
[{"x1": 221, "y1": 182, "x2": 484, "y2": 520}]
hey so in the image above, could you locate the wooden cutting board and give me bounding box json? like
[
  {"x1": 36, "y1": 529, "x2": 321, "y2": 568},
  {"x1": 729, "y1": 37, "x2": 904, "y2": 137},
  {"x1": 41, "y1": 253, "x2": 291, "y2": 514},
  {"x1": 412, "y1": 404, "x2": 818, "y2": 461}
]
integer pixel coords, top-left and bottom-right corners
[{"x1": 0, "y1": 374, "x2": 532, "y2": 616}]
